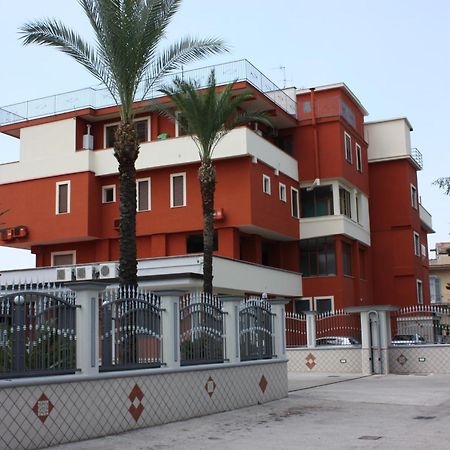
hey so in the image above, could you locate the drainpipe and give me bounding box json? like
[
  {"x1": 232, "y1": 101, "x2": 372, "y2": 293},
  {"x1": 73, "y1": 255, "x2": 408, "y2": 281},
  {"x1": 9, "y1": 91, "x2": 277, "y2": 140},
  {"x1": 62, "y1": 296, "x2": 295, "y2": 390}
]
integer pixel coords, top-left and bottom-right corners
[{"x1": 310, "y1": 88, "x2": 321, "y2": 180}]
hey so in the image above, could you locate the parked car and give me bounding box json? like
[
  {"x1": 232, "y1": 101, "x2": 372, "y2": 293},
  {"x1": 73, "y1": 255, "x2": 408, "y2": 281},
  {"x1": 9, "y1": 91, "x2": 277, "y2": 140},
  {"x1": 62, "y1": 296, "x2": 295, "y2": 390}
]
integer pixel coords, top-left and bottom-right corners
[
  {"x1": 391, "y1": 334, "x2": 425, "y2": 345},
  {"x1": 316, "y1": 336, "x2": 360, "y2": 346}
]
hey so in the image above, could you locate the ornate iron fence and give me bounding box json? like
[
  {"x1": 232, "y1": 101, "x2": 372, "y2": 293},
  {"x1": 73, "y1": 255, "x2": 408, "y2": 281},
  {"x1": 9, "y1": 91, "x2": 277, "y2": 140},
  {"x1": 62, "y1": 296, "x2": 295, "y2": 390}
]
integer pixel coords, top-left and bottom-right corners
[
  {"x1": 179, "y1": 292, "x2": 224, "y2": 366},
  {"x1": 285, "y1": 312, "x2": 307, "y2": 347},
  {"x1": 0, "y1": 286, "x2": 77, "y2": 378},
  {"x1": 99, "y1": 287, "x2": 162, "y2": 371},
  {"x1": 316, "y1": 309, "x2": 361, "y2": 345},
  {"x1": 391, "y1": 305, "x2": 450, "y2": 344},
  {"x1": 239, "y1": 297, "x2": 274, "y2": 360}
]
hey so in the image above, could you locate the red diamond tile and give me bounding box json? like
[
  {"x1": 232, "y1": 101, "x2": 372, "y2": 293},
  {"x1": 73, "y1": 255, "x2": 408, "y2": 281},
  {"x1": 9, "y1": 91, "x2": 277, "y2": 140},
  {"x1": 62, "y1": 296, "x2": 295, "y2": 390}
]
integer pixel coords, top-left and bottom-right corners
[
  {"x1": 259, "y1": 375, "x2": 268, "y2": 393},
  {"x1": 205, "y1": 376, "x2": 216, "y2": 398},
  {"x1": 128, "y1": 384, "x2": 144, "y2": 422},
  {"x1": 306, "y1": 352, "x2": 316, "y2": 370},
  {"x1": 129, "y1": 384, "x2": 144, "y2": 402},
  {"x1": 32, "y1": 393, "x2": 54, "y2": 424}
]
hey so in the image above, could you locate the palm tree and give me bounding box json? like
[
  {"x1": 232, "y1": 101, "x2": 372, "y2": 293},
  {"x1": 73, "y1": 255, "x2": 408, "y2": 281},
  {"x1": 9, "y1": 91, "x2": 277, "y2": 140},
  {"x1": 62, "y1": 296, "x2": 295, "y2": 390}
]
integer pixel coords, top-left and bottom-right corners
[
  {"x1": 158, "y1": 71, "x2": 273, "y2": 294},
  {"x1": 20, "y1": 0, "x2": 227, "y2": 287}
]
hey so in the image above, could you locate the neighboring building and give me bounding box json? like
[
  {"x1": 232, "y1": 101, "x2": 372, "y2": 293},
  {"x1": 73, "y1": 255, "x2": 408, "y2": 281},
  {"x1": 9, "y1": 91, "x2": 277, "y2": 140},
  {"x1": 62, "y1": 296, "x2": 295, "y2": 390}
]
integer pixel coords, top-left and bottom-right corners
[
  {"x1": 430, "y1": 243, "x2": 450, "y2": 304},
  {"x1": 0, "y1": 59, "x2": 433, "y2": 311}
]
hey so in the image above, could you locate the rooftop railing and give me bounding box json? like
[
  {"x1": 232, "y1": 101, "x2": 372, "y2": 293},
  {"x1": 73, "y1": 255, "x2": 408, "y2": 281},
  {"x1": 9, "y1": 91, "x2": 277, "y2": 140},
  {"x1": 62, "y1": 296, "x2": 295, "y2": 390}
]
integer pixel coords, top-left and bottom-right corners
[
  {"x1": 411, "y1": 147, "x2": 423, "y2": 170},
  {"x1": 0, "y1": 59, "x2": 297, "y2": 127}
]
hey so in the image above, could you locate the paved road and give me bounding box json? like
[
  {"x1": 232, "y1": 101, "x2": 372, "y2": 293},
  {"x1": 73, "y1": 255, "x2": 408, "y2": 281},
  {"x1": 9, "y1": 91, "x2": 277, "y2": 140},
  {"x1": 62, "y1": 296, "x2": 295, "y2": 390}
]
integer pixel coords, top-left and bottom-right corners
[{"x1": 49, "y1": 373, "x2": 450, "y2": 449}]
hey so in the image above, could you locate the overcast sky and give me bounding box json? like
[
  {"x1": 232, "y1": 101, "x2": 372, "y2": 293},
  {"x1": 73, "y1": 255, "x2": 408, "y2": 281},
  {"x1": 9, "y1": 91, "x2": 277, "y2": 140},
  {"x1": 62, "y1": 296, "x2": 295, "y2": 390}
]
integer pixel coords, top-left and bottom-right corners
[{"x1": 0, "y1": 0, "x2": 449, "y2": 270}]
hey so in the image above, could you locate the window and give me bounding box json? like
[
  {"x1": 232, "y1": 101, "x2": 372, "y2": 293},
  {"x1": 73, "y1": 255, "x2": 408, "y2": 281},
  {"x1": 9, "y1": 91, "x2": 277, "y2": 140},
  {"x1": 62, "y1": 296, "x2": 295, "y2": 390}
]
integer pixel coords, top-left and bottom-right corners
[
  {"x1": 171, "y1": 173, "x2": 186, "y2": 207},
  {"x1": 291, "y1": 187, "x2": 299, "y2": 219},
  {"x1": 102, "y1": 185, "x2": 116, "y2": 203},
  {"x1": 430, "y1": 276, "x2": 441, "y2": 304},
  {"x1": 135, "y1": 119, "x2": 149, "y2": 143},
  {"x1": 186, "y1": 233, "x2": 218, "y2": 253},
  {"x1": 105, "y1": 123, "x2": 118, "y2": 148},
  {"x1": 413, "y1": 231, "x2": 420, "y2": 256},
  {"x1": 56, "y1": 181, "x2": 70, "y2": 214},
  {"x1": 303, "y1": 100, "x2": 311, "y2": 113},
  {"x1": 295, "y1": 298, "x2": 312, "y2": 313},
  {"x1": 137, "y1": 178, "x2": 151, "y2": 211},
  {"x1": 344, "y1": 131, "x2": 352, "y2": 163},
  {"x1": 51, "y1": 251, "x2": 76, "y2": 266},
  {"x1": 411, "y1": 184, "x2": 418, "y2": 209},
  {"x1": 105, "y1": 118, "x2": 150, "y2": 147},
  {"x1": 279, "y1": 183, "x2": 287, "y2": 202},
  {"x1": 356, "y1": 143, "x2": 362, "y2": 172},
  {"x1": 175, "y1": 111, "x2": 188, "y2": 137},
  {"x1": 416, "y1": 279, "x2": 424, "y2": 305},
  {"x1": 355, "y1": 194, "x2": 360, "y2": 223},
  {"x1": 339, "y1": 187, "x2": 352, "y2": 218},
  {"x1": 300, "y1": 185, "x2": 334, "y2": 217},
  {"x1": 263, "y1": 175, "x2": 271, "y2": 195},
  {"x1": 342, "y1": 242, "x2": 352, "y2": 276},
  {"x1": 314, "y1": 297, "x2": 334, "y2": 314},
  {"x1": 300, "y1": 237, "x2": 336, "y2": 277}
]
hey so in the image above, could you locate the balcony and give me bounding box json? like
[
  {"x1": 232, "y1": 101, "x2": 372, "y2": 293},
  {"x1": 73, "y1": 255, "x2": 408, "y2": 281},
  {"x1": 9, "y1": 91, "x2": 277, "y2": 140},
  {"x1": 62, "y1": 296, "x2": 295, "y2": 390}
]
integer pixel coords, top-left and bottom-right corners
[
  {"x1": 411, "y1": 147, "x2": 423, "y2": 170},
  {"x1": 0, "y1": 59, "x2": 297, "y2": 127},
  {"x1": 419, "y1": 203, "x2": 434, "y2": 233}
]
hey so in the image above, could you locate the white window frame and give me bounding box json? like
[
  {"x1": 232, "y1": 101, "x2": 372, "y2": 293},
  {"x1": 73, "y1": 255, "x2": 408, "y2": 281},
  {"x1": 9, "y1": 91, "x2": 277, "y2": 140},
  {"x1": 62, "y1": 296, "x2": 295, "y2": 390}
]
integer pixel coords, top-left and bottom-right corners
[
  {"x1": 136, "y1": 177, "x2": 151, "y2": 212},
  {"x1": 279, "y1": 182, "x2": 287, "y2": 202},
  {"x1": 291, "y1": 187, "x2": 300, "y2": 219},
  {"x1": 51, "y1": 250, "x2": 76, "y2": 267},
  {"x1": 104, "y1": 121, "x2": 120, "y2": 149},
  {"x1": 344, "y1": 131, "x2": 352, "y2": 163},
  {"x1": 56, "y1": 180, "x2": 71, "y2": 215},
  {"x1": 416, "y1": 279, "x2": 424, "y2": 305},
  {"x1": 314, "y1": 296, "x2": 335, "y2": 313},
  {"x1": 413, "y1": 231, "x2": 421, "y2": 256},
  {"x1": 356, "y1": 143, "x2": 362, "y2": 172},
  {"x1": 104, "y1": 117, "x2": 151, "y2": 148},
  {"x1": 410, "y1": 184, "x2": 418, "y2": 209},
  {"x1": 295, "y1": 297, "x2": 312, "y2": 313},
  {"x1": 263, "y1": 174, "x2": 271, "y2": 195},
  {"x1": 170, "y1": 172, "x2": 186, "y2": 208},
  {"x1": 102, "y1": 185, "x2": 116, "y2": 204}
]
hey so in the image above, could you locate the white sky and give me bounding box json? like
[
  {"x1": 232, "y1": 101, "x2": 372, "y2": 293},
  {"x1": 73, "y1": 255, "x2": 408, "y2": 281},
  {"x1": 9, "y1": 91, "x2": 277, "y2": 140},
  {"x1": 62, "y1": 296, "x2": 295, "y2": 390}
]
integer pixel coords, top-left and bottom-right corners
[{"x1": 0, "y1": 0, "x2": 449, "y2": 270}]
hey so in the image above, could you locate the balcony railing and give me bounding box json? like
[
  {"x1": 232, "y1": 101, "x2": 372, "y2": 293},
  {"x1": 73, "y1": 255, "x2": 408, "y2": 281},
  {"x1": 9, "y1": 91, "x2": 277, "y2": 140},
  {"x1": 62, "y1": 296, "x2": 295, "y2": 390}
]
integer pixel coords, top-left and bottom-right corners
[
  {"x1": 411, "y1": 147, "x2": 423, "y2": 170},
  {"x1": 0, "y1": 60, "x2": 297, "y2": 127}
]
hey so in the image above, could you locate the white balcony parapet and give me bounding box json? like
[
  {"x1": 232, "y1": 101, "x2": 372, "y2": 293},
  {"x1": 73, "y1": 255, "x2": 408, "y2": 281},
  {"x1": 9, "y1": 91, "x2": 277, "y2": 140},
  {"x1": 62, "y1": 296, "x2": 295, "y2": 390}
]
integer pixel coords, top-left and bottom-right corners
[{"x1": 419, "y1": 203, "x2": 434, "y2": 233}]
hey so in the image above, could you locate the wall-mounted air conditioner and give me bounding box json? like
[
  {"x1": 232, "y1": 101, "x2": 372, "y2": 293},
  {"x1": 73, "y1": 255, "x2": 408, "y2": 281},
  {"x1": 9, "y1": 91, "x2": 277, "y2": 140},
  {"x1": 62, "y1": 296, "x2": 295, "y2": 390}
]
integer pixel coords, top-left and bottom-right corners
[
  {"x1": 98, "y1": 263, "x2": 117, "y2": 279},
  {"x1": 75, "y1": 265, "x2": 95, "y2": 281},
  {"x1": 56, "y1": 267, "x2": 73, "y2": 282}
]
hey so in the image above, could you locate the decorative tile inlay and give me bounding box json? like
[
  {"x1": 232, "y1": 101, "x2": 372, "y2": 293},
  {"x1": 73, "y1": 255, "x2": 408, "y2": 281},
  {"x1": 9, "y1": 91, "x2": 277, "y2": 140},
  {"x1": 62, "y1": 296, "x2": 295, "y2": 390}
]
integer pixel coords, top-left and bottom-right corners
[
  {"x1": 128, "y1": 384, "x2": 144, "y2": 422},
  {"x1": 259, "y1": 375, "x2": 268, "y2": 393},
  {"x1": 32, "y1": 393, "x2": 54, "y2": 424},
  {"x1": 397, "y1": 354, "x2": 408, "y2": 366},
  {"x1": 305, "y1": 352, "x2": 316, "y2": 370},
  {"x1": 205, "y1": 376, "x2": 216, "y2": 398}
]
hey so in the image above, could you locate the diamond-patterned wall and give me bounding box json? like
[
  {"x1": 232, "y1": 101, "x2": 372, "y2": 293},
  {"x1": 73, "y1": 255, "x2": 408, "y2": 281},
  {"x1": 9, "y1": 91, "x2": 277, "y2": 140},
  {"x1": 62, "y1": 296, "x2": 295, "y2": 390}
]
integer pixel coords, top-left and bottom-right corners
[
  {"x1": 0, "y1": 361, "x2": 287, "y2": 450},
  {"x1": 389, "y1": 346, "x2": 450, "y2": 374},
  {"x1": 287, "y1": 348, "x2": 362, "y2": 373}
]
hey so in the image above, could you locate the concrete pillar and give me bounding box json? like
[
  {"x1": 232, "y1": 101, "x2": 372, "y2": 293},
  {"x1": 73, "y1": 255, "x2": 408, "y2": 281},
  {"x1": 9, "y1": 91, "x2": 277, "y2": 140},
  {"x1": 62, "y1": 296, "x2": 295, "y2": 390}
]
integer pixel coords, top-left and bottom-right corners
[
  {"x1": 271, "y1": 299, "x2": 290, "y2": 359},
  {"x1": 158, "y1": 290, "x2": 183, "y2": 369},
  {"x1": 378, "y1": 310, "x2": 392, "y2": 374},
  {"x1": 359, "y1": 311, "x2": 372, "y2": 375},
  {"x1": 305, "y1": 311, "x2": 317, "y2": 349},
  {"x1": 67, "y1": 281, "x2": 106, "y2": 375},
  {"x1": 220, "y1": 296, "x2": 242, "y2": 363}
]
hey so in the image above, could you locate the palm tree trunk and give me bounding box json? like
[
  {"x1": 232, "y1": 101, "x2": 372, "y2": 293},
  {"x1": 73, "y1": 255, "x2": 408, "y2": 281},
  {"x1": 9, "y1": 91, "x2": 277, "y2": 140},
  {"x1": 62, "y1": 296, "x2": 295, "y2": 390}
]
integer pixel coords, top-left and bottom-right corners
[
  {"x1": 114, "y1": 122, "x2": 139, "y2": 288},
  {"x1": 199, "y1": 159, "x2": 216, "y2": 295}
]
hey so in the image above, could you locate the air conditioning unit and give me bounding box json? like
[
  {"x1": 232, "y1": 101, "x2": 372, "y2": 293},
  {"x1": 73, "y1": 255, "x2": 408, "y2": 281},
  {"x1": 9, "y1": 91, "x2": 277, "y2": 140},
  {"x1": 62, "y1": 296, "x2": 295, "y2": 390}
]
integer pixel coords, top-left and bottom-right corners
[
  {"x1": 75, "y1": 265, "x2": 95, "y2": 281},
  {"x1": 55, "y1": 267, "x2": 73, "y2": 282},
  {"x1": 98, "y1": 263, "x2": 117, "y2": 279}
]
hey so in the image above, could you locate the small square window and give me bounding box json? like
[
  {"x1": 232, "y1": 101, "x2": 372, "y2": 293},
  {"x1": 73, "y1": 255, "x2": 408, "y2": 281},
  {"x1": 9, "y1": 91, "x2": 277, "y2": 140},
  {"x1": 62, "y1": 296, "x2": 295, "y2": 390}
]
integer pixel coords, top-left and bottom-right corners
[
  {"x1": 263, "y1": 175, "x2": 271, "y2": 195},
  {"x1": 102, "y1": 185, "x2": 116, "y2": 203},
  {"x1": 315, "y1": 297, "x2": 334, "y2": 314},
  {"x1": 344, "y1": 132, "x2": 352, "y2": 163},
  {"x1": 51, "y1": 251, "x2": 76, "y2": 266},
  {"x1": 279, "y1": 183, "x2": 287, "y2": 202}
]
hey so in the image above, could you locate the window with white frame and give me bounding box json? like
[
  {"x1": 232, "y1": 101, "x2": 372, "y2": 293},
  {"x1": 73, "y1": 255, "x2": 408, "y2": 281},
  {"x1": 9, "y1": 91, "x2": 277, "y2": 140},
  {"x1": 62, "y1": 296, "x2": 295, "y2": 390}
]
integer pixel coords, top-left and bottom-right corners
[
  {"x1": 413, "y1": 231, "x2": 421, "y2": 256},
  {"x1": 416, "y1": 279, "x2": 424, "y2": 305},
  {"x1": 356, "y1": 143, "x2": 362, "y2": 172},
  {"x1": 263, "y1": 174, "x2": 271, "y2": 195},
  {"x1": 430, "y1": 276, "x2": 441, "y2": 304},
  {"x1": 295, "y1": 297, "x2": 312, "y2": 313},
  {"x1": 170, "y1": 173, "x2": 186, "y2": 207},
  {"x1": 102, "y1": 185, "x2": 116, "y2": 204},
  {"x1": 344, "y1": 132, "x2": 352, "y2": 163},
  {"x1": 137, "y1": 178, "x2": 151, "y2": 212},
  {"x1": 56, "y1": 181, "x2": 70, "y2": 214},
  {"x1": 104, "y1": 117, "x2": 150, "y2": 148},
  {"x1": 279, "y1": 183, "x2": 287, "y2": 202},
  {"x1": 339, "y1": 187, "x2": 352, "y2": 218},
  {"x1": 291, "y1": 187, "x2": 299, "y2": 218},
  {"x1": 355, "y1": 194, "x2": 360, "y2": 223},
  {"x1": 51, "y1": 251, "x2": 76, "y2": 267},
  {"x1": 314, "y1": 297, "x2": 334, "y2": 314},
  {"x1": 175, "y1": 111, "x2": 188, "y2": 137},
  {"x1": 411, "y1": 184, "x2": 418, "y2": 209}
]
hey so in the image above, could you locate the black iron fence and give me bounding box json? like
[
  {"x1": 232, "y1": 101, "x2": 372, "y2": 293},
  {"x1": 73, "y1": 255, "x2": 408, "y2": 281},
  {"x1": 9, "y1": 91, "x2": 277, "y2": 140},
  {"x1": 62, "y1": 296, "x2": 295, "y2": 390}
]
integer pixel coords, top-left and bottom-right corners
[
  {"x1": 99, "y1": 287, "x2": 162, "y2": 371},
  {"x1": 0, "y1": 287, "x2": 77, "y2": 378},
  {"x1": 179, "y1": 292, "x2": 224, "y2": 366},
  {"x1": 239, "y1": 297, "x2": 274, "y2": 360}
]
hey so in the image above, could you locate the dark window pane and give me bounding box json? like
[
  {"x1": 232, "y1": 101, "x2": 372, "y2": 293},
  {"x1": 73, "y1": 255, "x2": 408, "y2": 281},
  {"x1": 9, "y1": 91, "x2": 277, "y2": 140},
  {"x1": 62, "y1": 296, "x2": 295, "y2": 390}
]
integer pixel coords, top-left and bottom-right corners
[
  {"x1": 300, "y1": 237, "x2": 336, "y2": 277},
  {"x1": 58, "y1": 183, "x2": 68, "y2": 213},
  {"x1": 291, "y1": 189, "x2": 299, "y2": 218},
  {"x1": 135, "y1": 120, "x2": 148, "y2": 143},
  {"x1": 172, "y1": 175, "x2": 185, "y2": 206},
  {"x1": 186, "y1": 233, "x2": 217, "y2": 253},
  {"x1": 138, "y1": 180, "x2": 149, "y2": 211},
  {"x1": 301, "y1": 185, "x2": 333, "y2": 218},
  {"x1": 316, "y1": 298, "x2": 332, "y2": 314},
  {"x1": 105, "y1": 125, "x2": 118, "y2": 147},
  {"x1": 295, "y1": 299, "x2": 311, "y2": 313}
]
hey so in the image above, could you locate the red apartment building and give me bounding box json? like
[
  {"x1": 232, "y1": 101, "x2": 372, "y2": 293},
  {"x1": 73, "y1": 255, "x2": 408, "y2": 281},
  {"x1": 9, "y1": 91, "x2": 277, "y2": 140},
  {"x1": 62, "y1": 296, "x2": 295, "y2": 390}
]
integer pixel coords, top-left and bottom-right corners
[{"x1": 0, "y1": 60, "x2": 433, "y2": 311}]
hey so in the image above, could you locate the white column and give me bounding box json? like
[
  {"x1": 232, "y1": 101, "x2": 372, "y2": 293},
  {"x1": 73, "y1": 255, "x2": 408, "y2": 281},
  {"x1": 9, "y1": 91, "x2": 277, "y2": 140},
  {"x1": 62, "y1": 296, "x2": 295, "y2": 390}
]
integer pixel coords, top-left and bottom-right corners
[
  {"x1": 360, "y1": 311, "x2": 372, "y2": 375},
  {"x1": 332, "y1": 182, "x2": 340, "y2": 215},
  {"x1": 305, "y1": 311, "x2": 317, "y2": 348},
  {"x1": 158, "y1": 291, "x2": 183, "y2": 369},
  {"x1": 68, "y1": 281, "x2": 106, "y2": 375},
  {"x1": 220, "y1": 296, "x2": 242, "y2": 363},
  {"x1": 271, "y1": 299, "x2": 289, "y2": 359},
  {"x1": 378, "y1": 310, "x2": 391, "y2": 374}
]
